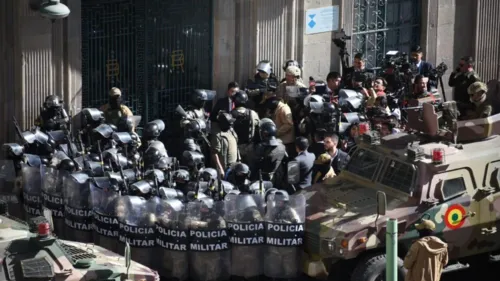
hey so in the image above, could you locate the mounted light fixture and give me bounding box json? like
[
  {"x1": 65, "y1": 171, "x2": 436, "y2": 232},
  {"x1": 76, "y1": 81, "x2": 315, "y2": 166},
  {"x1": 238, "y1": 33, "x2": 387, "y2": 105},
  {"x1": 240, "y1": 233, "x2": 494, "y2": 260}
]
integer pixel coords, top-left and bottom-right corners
[{"x1": 29, "y1": 0, "x2": 70, "y2": 20}]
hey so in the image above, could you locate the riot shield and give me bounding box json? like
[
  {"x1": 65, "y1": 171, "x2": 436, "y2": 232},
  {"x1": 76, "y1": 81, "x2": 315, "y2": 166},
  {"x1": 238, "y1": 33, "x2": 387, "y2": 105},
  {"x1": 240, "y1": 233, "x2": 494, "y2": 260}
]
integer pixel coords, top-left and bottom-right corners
[
  {"x1": 187, "y1": 200, "x2": 230, "y2": 281},
  {"x1": 22, "y1": 163, "x2": 42, "y2": 219},
  {"x1": 225, "y1": 194, "x2": 265, "y2": 280},
  {"x1": 63, "y1": 172, "x2": 93, "y2": 242},
  {"x1": 41, "y1": 166, "x2": 66, "y2": 237},
  {"x1": 90, "y1": 177, "x2": 120, "y2": 252},
  {"x1": 117, "y1": 195, "x2": 156, "y2": 268},
  {"x1": 155, "y1": 198, "x2": 189, "y2": 280},
  {"x1": 264, "y1": 193, "x2": 306, "y2": 279},
  {"x1": 0, "y1": 160, "x2": 21, "y2": 218}
]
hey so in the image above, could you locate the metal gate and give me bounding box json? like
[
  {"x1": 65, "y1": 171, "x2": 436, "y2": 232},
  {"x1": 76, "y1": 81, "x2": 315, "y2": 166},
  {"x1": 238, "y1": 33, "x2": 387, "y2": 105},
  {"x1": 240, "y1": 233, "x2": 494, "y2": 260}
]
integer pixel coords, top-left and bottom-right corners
[
  {"x1": 351, "y1": 0, "x2": 421, "y2": 69},
  {"x1": 82, "y1": 0, "x2": 213, "y2": 122}
]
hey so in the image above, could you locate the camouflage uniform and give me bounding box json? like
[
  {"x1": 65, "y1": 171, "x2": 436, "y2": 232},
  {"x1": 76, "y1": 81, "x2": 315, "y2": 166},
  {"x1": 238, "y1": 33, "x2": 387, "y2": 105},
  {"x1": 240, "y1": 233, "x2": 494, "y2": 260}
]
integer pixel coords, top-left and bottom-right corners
[
  {"x1": 467, "y1": 81, "x2": 493, "y2": 119},
  {"x1": 449, "y1": 70, "x2": 480, "y2": 104},
  {"x1": 100, "y1": 87, "x2": 134, "y2": 127},
  {"x1": 275, "y1": 66, "x2": 307, "y2": 103}
]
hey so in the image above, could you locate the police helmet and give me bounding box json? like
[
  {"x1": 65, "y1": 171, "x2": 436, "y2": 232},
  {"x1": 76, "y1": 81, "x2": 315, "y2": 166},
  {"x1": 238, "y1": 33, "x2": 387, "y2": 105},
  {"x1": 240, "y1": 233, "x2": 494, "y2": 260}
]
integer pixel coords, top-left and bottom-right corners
[
  {"x1": 232, "y1": 90, "x2": 249, "y2": 107},
  {"x1": 82, "y1": 108, "x2": 104, "y2": 127},
  {"x1": 155, "y1": 156, "x2": 174, "y2": 170},
  {"x1": 173, "y1": 169, "x2": 190, "y2": 183},
  {"x1": 217, "y1": 111, "x2": 235, "y2": 128},
  {"x1": 199, "y1": 197, "x2": 215, "y2": 211},
  {"x1": 184, "y1": 119, "x2": 206, "y2": 139},
  {"x1": 265, "y1": 96, "x2": 280, "y2": 111},
  {"x1": 236, "y1": 194, "x2": 258, "y2": 211},
  {"x1": 191, "y1": 89, "x2": 214, "y2": 107},
  {"x1": 181, "y1": 150, "x2": 205, "y2": 170},
  {"x1": 256, "y1": 60, "x2": 273, "y2": 75},
  {"x1": 116, "y1": 116, "x2": 134, "y2": 132},
  {"x1": 259, "y1": 120, "x2": 278, "y2": 146},
  {"x1": 183, "y1": 138, "x2": 199, "y2": 152},
  {"x1": 144, "y1": 145, "x2": 168, "y2": 167},
  {"x1": 200, "y1": 168, "x2": 218, "y2": 183},
  {"x1": 307, "y1": 95, "x2": 324, "y2": 114},
  {"x1": 232, "y1": 162, "x2": 250, "y2": 185},
  {"x1": 58, "y1": 158, "x2": 76, "y2": 172},
  {"x1": 44, "y1": 95, "x2": 63, "y2": 109},
  {"x1": 283, "y1": 60, "x2": 302, "y2": 72},
  {"x1": 273, "y1": 189, "x2": 290, "y2": 205},
  {"x1": 323, "y1": 102, "x2": 338, "y2": 114},
  {"x1": 144, "y1": 119, "x2": 165, "y2": 139}
]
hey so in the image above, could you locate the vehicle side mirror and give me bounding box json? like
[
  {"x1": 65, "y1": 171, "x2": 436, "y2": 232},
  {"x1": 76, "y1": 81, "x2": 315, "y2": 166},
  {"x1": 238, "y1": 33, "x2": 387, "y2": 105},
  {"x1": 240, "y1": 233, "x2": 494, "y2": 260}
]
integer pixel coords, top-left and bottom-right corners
[
  {"x1": 376, "y1": 191, "x2": 387, "y2": 216},
  {"x1": 287, "y1": 161, "x2": 300, "y2": 185}
]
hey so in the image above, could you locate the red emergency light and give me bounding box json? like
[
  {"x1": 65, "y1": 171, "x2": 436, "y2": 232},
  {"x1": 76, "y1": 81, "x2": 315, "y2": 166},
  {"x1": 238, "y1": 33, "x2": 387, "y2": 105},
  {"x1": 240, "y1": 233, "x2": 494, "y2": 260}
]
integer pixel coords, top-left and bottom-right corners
[
  {"x1": 359, "y1": 123, "x2": 370, "y2": 135},
  {"x1": 432, "y1": 148, "x2": 444, "y2": 164},
  {"x1": 38, "y1": 222, "x2": 50, "y2": 237}
]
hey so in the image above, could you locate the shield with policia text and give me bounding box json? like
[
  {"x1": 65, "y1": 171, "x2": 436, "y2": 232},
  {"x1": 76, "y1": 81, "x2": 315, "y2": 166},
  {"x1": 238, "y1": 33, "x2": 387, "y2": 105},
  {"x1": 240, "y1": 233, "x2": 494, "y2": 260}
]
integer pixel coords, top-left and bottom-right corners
[
  {"x1": 264, "y1": 193, "x2": 306, "y2": 279},
  {"x1": 225, "y1": 193, "x2": 266, "y2": 280},
  {"x1": 188, "y1": 198, "x2": 230, "y2": 281}
]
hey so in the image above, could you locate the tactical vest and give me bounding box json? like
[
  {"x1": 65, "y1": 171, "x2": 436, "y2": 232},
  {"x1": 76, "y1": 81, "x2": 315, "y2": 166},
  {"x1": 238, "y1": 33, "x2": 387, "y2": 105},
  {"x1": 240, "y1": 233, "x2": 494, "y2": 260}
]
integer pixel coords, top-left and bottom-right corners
[
  {"x1": 104, "y1": 105, "x2": 125, "y2": 126},
  {"x1": 232, "y1": 109, "x2": 253, "y2": 144}
]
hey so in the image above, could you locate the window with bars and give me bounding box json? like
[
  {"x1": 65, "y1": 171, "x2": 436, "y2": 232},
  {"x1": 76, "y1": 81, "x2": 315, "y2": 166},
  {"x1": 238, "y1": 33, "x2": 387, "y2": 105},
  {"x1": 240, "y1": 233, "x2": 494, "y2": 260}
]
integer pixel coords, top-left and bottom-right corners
[{"x1": 351, "y1": 0, "x2": 422, "y2": 69}]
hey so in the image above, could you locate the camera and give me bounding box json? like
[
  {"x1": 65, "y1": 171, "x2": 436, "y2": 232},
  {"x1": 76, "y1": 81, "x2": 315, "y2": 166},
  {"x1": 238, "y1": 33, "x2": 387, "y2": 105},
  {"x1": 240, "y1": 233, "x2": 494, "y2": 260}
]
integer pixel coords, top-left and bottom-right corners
[
  {"x1": 429, "y1": 62, "x2": 448, "y2": 78},
  {"x1": 384, "y1": 51, "x2": 411, "y2": 69},
  {"x1": 332, "y1": 29, "x2": 351, "y2": 50}
]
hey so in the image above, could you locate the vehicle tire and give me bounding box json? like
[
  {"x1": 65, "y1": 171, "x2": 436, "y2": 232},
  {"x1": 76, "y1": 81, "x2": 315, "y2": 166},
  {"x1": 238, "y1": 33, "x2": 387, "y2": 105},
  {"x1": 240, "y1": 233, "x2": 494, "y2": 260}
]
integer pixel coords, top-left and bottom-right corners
[{"x1": 351, "y1": 253, "x2": 406, "y2": 281}]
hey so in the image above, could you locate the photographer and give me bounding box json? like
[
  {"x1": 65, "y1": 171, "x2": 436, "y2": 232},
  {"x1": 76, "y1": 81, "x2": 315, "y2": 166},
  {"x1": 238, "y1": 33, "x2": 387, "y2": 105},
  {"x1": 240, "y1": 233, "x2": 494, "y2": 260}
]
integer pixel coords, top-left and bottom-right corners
[
  {"x1": 410, "y1": 46, "x2": 436, "y2": 89},
  {"x1": 343, "y1": 53, "x2": 372, "y2": 90}
]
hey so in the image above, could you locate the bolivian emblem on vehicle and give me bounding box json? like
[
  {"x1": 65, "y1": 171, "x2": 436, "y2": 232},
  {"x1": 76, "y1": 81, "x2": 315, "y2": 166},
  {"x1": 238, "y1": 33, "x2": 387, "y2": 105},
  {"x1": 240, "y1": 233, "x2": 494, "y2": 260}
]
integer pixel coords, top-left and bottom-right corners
[
  {"x1": 90, "y1": 176, "x2": 120, "y2": 252},
  {"x1": 117, "y1": 195, "x2": 157, "y2": 269},
  {"x1": 225, "y1": 193, "x2": 266, "y2": 281},
  {"x1": 187, "y1": 197, "x2": 230, "y2": 281},
  {"x1": 63, "y1": 172, "x2": 93, "y2": 242},
  {"x1": 155, "y1": 198, "x2": 189, "y2": 280},
  {"x1": 264, "y1": 190, "x2": 305, "y2": 280}
]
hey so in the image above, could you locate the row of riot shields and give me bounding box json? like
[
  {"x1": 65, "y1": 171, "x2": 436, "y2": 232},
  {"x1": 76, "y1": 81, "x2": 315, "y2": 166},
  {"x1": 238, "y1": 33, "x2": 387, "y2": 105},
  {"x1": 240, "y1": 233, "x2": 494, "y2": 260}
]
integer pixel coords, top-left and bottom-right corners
[
  {"x1": 154, "y1": 193, "x2": 306, "y2": 281},
  {"x1": 4, "y1": 158, "x2": 306, "y2": 281}
]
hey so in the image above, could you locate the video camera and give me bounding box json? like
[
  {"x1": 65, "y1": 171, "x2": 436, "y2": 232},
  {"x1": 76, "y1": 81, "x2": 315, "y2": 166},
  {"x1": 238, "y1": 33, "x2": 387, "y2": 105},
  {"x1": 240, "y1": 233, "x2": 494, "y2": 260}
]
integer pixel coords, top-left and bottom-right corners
[
  {"x1": 384, "y1": 51, "x2": 412, "y2": 72},
  {"x1": 332, "y1": 29, "x2": 351, "y2": 51},
  {"x1": 429, "y1": 62, "x2": 448, "y2": 78}
]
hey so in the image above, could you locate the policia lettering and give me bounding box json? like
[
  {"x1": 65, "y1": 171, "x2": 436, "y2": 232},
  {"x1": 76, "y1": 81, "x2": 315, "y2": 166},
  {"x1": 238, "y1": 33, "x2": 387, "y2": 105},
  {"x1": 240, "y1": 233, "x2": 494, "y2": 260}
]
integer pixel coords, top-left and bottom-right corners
[
  {"x1": 93, "y1": 212, "x2": 119, "y2": 238},
  {"x1": 64, "y1": 206, "x2": 93, "y2": 231},
  {"x1": 266, "y1": 223, "x2": 304, "y2": 246},
  {"x1": 23, "y1": 192, "x2": 41, "y2": 216},
  {"x1": 228, "y1": 222, "x2": 266, "y2": 245},
  {"x1": 156, "y1": 224, "x2": 189, "y2": 251},
  {"x1": 119, "y1": 223, "x2": 156, "y2": 248},
  {"x1": 42, "y1": 192, "x2": 64, "y2": 218},
  {"x1": 189, "y1": 229, "x2": 230, "y2": 252}
]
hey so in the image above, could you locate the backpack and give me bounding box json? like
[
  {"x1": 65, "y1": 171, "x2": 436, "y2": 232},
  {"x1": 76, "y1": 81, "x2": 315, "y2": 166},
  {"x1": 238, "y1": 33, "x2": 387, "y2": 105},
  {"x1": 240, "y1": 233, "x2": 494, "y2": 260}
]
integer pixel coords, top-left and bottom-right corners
[{"x1": 232, "y1": 109, "x2": 253, "y2": 144}]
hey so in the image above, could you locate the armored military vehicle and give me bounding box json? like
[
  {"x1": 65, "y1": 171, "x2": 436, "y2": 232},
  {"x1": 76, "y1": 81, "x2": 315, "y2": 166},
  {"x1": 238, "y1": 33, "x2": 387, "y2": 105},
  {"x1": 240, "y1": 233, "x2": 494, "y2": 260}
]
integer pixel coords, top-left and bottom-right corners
[
  {"x1": 301, "y1": 101, "x2": 500, "y2": 281},
  {"x1": 0, "y1": 211, "x2": 159, "y2": 281}
]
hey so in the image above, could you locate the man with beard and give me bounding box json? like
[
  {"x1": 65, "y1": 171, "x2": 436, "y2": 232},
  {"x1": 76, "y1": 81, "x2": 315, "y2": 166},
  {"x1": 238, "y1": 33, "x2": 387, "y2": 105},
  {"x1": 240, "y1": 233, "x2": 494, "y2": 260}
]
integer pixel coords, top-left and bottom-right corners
[
  {"x1": 100, "y1": 87, "x2": 133, "y2": 127},
  {"x1": 324, "y1": 133, "x2": 350, "y2": 175}
]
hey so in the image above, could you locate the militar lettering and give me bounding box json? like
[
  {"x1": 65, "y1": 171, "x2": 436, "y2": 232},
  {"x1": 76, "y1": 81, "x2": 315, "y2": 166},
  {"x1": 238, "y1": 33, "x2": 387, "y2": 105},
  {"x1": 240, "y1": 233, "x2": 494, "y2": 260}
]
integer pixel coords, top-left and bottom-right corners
[
  {"x1": 42, "y1": 191, "x2": 64, "y2": 217},
  {"x1": 23, "y1": 191, "x2": 42, "y2": 216},
  {"x1": 92, "y1": 212, "x2": 119, "y2": 237},
  {"x1": 266, "y1": 222, "x2": 304, "y2": 246},
  {"x1": 156, "y1": 224, "x2": 189, "y2": 251},
  {"x1": 119, "y1": 222, "x2": 156, "y2": 248},
  {"x1": 189, "y1": 229, "x2": 229, "y2": 252},
  {"x1": 228, "y1": 222, "x2": 265, "y2": 245}
]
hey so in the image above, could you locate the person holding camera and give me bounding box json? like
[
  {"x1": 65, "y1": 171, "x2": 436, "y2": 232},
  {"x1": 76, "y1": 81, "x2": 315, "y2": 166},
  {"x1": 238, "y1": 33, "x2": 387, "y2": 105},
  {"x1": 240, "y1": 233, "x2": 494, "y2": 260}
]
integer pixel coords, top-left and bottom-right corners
[
  {"x1": 343, "y1": 53, "x2": 372, "y2": 90},
  {"x1": 449, "y1": 56, "x2": 481, "y2": 108}
]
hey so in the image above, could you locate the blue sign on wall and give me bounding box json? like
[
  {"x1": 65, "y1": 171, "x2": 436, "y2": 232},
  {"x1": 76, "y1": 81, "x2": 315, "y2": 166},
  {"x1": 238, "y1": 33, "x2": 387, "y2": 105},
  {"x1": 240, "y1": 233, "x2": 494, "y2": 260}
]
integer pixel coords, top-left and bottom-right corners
[{"x1": 305, "y1": 6, "x2": 340, "y2": 35}]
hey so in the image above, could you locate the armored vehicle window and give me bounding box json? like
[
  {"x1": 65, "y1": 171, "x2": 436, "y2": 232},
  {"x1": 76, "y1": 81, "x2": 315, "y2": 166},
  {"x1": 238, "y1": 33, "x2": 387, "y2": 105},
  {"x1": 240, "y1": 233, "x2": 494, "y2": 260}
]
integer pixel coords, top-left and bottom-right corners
[
  {"x1": 345, "y1": 148, "x2": 381, "y2": 180},
  {"x1": 379, "y1": 159, "x2": 415, "y2": 193},
  {"x1": 442, "y1": 177, "x2": 466, "y2": 199}
]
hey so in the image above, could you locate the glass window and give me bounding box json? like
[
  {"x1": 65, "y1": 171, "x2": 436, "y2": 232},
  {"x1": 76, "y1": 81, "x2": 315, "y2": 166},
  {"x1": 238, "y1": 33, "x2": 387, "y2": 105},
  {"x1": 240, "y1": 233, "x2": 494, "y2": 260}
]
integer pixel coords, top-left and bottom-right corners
[
  {"x1": 379, "y1": 159, "x2": 415, "y2": 193},
  {"x1": 345, "y1": 149, "x2": 382, "y2": 179},
  {"x1": 442, "y1": 178, "x2": 466, "y2": 199}
]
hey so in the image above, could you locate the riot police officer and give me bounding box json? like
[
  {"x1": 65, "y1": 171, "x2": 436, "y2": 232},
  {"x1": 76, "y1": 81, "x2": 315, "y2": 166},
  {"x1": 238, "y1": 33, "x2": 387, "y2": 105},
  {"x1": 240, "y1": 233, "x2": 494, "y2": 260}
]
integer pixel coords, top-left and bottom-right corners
[
  {"x1": 254, "y1": 60, "x2": 279, "y2": 86},
  {"x1": 172, "y1": 169, "x2": 191, "y2": 200},
  {"x1": 264, "y1": 190, "x2": 304, "y2": 280},
  {"x1": 250, "y1": 120, "x2": 287, "y2": 186},
  {"x1": 227, "y1": 162, "x2": 251, "y2": 192},
  {"x1": 100, "y1": 87, "x2": 133, "y2": 127},
  {"x1": 35, "y1": 95, "x2": 70, "y2": 132},
  {"x1": 231, "y1": 90, "x2": 260, "y2": 163},
  {"x1": 188, "y1": 197, "x2": 230, "y2": 281},
  {"x1": 180, "y1": 89, "x2": 212, "y2": 129}
]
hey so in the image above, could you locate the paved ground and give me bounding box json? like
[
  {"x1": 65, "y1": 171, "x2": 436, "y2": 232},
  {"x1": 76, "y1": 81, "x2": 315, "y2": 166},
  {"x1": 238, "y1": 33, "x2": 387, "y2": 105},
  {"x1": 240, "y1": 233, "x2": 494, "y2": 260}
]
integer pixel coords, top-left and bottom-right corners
[{"x1": 442, "y1": 263, "x2": 497, "y2": 281}]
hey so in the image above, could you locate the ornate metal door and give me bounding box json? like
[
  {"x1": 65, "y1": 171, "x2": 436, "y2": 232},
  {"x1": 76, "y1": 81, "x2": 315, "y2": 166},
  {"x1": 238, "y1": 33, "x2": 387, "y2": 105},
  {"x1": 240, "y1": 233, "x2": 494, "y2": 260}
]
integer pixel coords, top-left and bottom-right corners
[
  {"x1": 351, "y1": 0, "x2": 421, "y2": 69},
  {"x1": 82, "y1": 0, "x2": 213, "y2": 121}
]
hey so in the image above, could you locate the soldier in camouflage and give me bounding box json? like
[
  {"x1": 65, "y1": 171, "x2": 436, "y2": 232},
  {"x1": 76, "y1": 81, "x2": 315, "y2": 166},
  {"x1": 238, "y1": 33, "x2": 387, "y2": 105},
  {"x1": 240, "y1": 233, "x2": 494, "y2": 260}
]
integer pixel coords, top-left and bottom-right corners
[
  {"x1": 449, "y1": 56, "x2": 481, "y2": 114},
  {"x1": 467, "y1": 81, "x2": 492, "y2": 119},
  {"x1": 100, "y1": 87, "x2": 134, "y2": 127}
]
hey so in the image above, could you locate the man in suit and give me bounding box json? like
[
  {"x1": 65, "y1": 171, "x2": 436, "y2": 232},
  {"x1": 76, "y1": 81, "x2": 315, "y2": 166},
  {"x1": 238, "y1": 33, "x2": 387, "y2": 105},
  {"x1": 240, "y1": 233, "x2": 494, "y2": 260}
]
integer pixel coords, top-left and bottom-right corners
[
  {"x1": 210, "y1": 81, "x2": 240, "y2": 127},
  {"x1": 411, "y1": 46, "x2": 436, "y2": 89},
  {"x1": 294, "y1": 137, "x2": 315, "y2": 189},
  {"x1": 324, "y1": 133, "x2": 350, "y2": 175}
]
